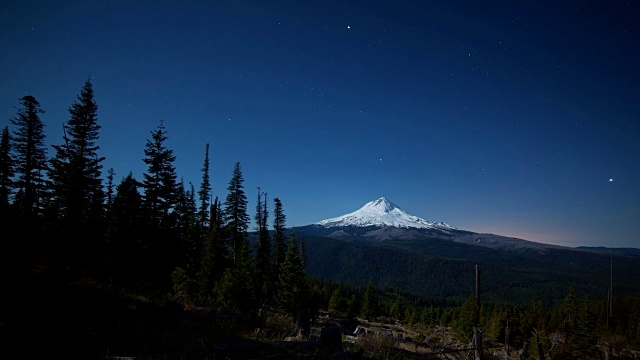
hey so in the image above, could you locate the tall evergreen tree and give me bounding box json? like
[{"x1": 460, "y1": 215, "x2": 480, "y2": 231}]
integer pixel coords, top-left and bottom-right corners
[
  {"x1": 275, "y1": 232, "x2": 307, "y2": 320},
  {"x1": 139, "y1": 120, "x2": 179, "y2": 290},
  {"x1": 49, "y1": 80, "x2": 105, "y2": 225},
  {"x1": 199, "y1": 196, "x2": 225, "y2": 303},
  {"x1": 214, "y1": 235, "x2": 255, "y2": 314},
  {"x1": 47, "y1": 79, "x2": 106, "y2": 272},
  {"x1": 10, "y1": 95, "x2": 47, "y2": 217},
  {"x1": 197, "y1": 143, "x2": 211, "y2": 238},
  {"x1": 272, "y1": 197, "x2": 287, "y2": 269},
  {"x1": 141, "y1": 119, "x2": 178, "y2": 229},
  {"x1": 106, "y1": 172, "x2": 143, "y2": 285},
  {"x1": 299, "y1": 237, "x2": 307, "y2": 271},
  {"x1": 105, "y1": 167, "x2": 115, "y2": 209},
  {"x1": 454, "y1": 295, "x2": 480, "y2": 342},
  {"x1": 174, "y1": 179, "x2": 199, "y2": 278},
  {"x1": 0, "y1": 127, "x2": 13, "y2": 215},
  {"x1": 222, "y1": 161, "x2": 249, "y2": 262},
  {"x1": 254, "y1": 188, "x2": 271, "y2": 302},
  {"x1": 0, "y1": 126, "x2": 14, "y2": 265},
  {"x1": 360, "y1": 280, "x2": 377, "y2": 320},
  {"x1": 328, "y1": 288, "x2": 346, "y2": 315}
]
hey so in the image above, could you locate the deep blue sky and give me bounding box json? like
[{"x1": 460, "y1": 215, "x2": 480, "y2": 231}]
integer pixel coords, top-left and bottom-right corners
[{"x1": 2, "y1": 0, "x2": 639, "y2": 247}]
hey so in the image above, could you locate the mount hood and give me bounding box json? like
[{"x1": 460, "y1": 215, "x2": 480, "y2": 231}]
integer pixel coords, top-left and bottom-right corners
[{"x1": 315, "y1": 197, "x2": 455, "y2": 230}]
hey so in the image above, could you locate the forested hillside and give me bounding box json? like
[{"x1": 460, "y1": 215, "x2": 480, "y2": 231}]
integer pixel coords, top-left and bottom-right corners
[{"x1": 296, "y1": 229, "x2": 640, "y2": 306}]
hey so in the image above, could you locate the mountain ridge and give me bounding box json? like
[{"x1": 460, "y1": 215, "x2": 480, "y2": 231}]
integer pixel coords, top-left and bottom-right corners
[
  {"x1": 310, "y1": 197, "x2": 568, "y2": 253},
  {"x1": 315, "y1": 197, "x2": 455, "y2": 230},
  {"x1": 287, "y1": 198, "x2": 640, "y2": 304}
]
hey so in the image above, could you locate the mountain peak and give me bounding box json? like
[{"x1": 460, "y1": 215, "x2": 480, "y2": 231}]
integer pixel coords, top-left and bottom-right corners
[
  {"x1": 365, "y1": 197, "x2": 398, "y2": 213},
  {"x1": 316, "y1": 198, "x2": 455, "y2": 229}
]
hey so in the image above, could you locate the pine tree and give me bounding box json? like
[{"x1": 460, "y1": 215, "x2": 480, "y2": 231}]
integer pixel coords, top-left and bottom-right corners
[
  {"x1": 275, "y1": 232, "x2": 307, "y2": 320},
  {"x1": 573, "y1": 297, "x2": 598, "y2": 358},
  {"x1": 106, "y1": 172, "x2": 143, "y2": 285},
  {"x1": 560, "y1": 287, "x2": 578, "y2": 341},
  {"x1": 49, "y1": 80, "x2": 105, "y2": 224},
  {"x1": 328, "y1": 288, "x2": 344, "y2": 315},
  {"x1": 486, "y1": 307, "x2": 506, "y2": 343},
  {"x1": 47, "y1": 79, "x2": 106, "y2": 272},
  {"x1": 272, "y1": 197, "x2": 287, "y2": 269},
  {"x1": 10, "y1": 95, "x2": 47, "y2": 217},
  {"x1": 212, "y1": 162, "x2": 254, "y2": 312},
  {"x1": 141, "y1": 119, "x2": 178, "y2": 229},
  {"x1": 254, "y1": 187, "x2": 272, "y2": 302},
  {"x1": 454, "y1": 295, "x2": 480, "y2": 342},
  {"x1": 0, "y1": 127, "x2": 13, "y2": 215},
  {"x1": 214, "y1": 233, "x2": 255, "y2": 314},
  {"x1": 0, "y1": 126, "x2": 14, "y2": 265},
  {"x1": 105, "y1": 167, "x2": 115, "y2": 209},
  {"x1": 360, "y1": 280, "x2": 377, "y2": 320},
  {"x1": 222, "y1": 161, "x2": 249, "y2": 262},
  {"x1": 139, "y1": 120, "x2": 179, "y2": 290},
  {"x1": 390, "y1": 296, "x2": 405, "y2": 320},
  {"x1": 174, "y1": 180, "x2": 199, "y2": 278},
  {"x1": 299, "y1": 237, "x2": 307, "y2": 271},
  {"x1": 197, "y1": 143, "x2": 211, "y2": 238},
  {"x1": 199, "y1": 196, "x2": 226, "y2": 303},
  {"x1": 420, "y1": 306, "x2": 437, "y2": 327}
]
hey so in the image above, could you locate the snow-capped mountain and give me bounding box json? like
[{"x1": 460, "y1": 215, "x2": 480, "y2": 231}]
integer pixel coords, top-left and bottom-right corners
[{"x1": 316, "y1": 197, "x2": 456, "y2": 229}]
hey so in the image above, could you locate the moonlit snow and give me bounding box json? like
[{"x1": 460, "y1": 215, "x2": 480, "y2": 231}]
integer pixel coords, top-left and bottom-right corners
[{"x1": 316, "y1": 197, "x2": 456, "y2": 229}]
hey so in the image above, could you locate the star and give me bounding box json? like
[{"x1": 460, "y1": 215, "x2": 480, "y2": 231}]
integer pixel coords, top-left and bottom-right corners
[
  {"x1": 609, "y1": 178, "x2": 613, "y2": 182},
  {"x1": 347, "y1": 25, "x2": 351, "y2": 29}
]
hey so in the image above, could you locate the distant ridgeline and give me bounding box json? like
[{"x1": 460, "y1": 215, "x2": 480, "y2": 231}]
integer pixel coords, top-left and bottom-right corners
[
  {"x1": 290, "y1": 227, "x2": 640, "y2": 305},
  {"x1": 283, "y1": 198, "x2": 640, "y2": 306}
]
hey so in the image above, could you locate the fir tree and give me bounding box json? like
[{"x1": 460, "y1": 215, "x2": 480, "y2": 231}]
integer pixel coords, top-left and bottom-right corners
[
  {"x1": 174, "y1": 179, "x2": 199, "y2": 278},
  {"x1": 0, "y1": 126, "x2": 14, "y2": 264},
  {"x1": 573, "y1": 297, "x2": 598, "y2": 358},
  {"x1": 141, "y1": 119, "x2": 178, "y2": 229},
  {"x1": 10, "y1": 95, "x2": 47, "y2": 217},
  {"x1": 328, "y1": 288, "x2": 344, "y2": 315},
  {"x1": 106, "y1": 172, "x2": 143, "y2": 285},
  {"x1": 275, "y1": 232, "x2": 307, "y2": 320},
  {"x1": 139, "y1": 120, "x2": 179, "y2": 290},
  {"x1": 272, "y1": 197, "x2": 287, "y2": 269},
  {"x1": 360, "y1": 281, "x2": 377, "y2": 320},
  {"x1": 222, "y1": 161, "x2": 249, "y2": 262},
  {"x1": 254, "y1": 187, "x2": 272, "y2": 302},
  {"x1": 560, "y1": 287, "x2": 578, "y2": 340},
  {"x1": 214, "y1": 234, "x2": 255, "y2": 314},
  {"x1": 454, "y1": 295, "x2": 480, "y2": 342},
  {"x1": 0, "y1": 127, "x2": 13, "y2": 215},
  {"x1": 299, "y1": 237, "x2": 307, "y2": 271},
  {"x1": 197, "y1": 143, "x2": 211, "y2": 238},
  {"x1": 198, "y1": 196, "x2": 225, "y2": 303},
  {"x1": 105, "y1": 167, "x2": 115, "y2": 209},
  {"x1": 47, "y1": 79, "x2": 105, "y2": 272},
  {"x1": 390, "y1": 296, "x2": 405, "y2": 320},
  {"x1": 48, "y1": 80, "x2": 105, "y2": 225}
]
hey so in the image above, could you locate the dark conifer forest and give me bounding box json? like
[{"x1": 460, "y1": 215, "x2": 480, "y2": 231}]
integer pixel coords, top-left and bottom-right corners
[{"x1": 1, "y1": 80, "x2": 639, "y2": 359}]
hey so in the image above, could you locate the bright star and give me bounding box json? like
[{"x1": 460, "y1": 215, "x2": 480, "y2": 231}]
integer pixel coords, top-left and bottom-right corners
[
  {"x1": 609, "y1": 178, "x2": 613, "y2": 182},
  {"x1": 347, "y1": 25, "x2": 351, "y2": 29}
]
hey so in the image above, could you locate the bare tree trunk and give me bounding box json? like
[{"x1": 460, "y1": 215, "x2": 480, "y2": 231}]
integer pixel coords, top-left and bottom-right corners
[
  {"x1": 473, "y1": 327, "x2": 483, "y2": 360},
  {"x1": 604, "y1": 343, "x2": 612, "y2": 360}
]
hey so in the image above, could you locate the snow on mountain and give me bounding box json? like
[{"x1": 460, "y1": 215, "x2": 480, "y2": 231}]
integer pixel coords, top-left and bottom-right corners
[{"x1": 316, "y1": 197, "x2": 456, "y2": 229}]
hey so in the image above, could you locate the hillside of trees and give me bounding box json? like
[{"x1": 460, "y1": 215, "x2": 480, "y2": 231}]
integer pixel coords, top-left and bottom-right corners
[{"x1": 1, "y1": 79, "x2": 639, "y2": 359}]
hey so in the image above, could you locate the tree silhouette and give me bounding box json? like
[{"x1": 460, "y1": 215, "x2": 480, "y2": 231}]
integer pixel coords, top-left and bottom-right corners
[
  {"x1": 10, "y1": 95, "x2": 47, "y2": 218},
  {"x1": 222, "y1": 161, "x2": 249, "y2": 262},
  {"x1": 47, "y1": 79, "x2": 105, "y2": 273}
]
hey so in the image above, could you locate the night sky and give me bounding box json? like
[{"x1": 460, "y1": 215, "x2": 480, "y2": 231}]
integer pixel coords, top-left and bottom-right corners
[{"x1": 2, "y1": 1, "x2": 639, "y2": 248}]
